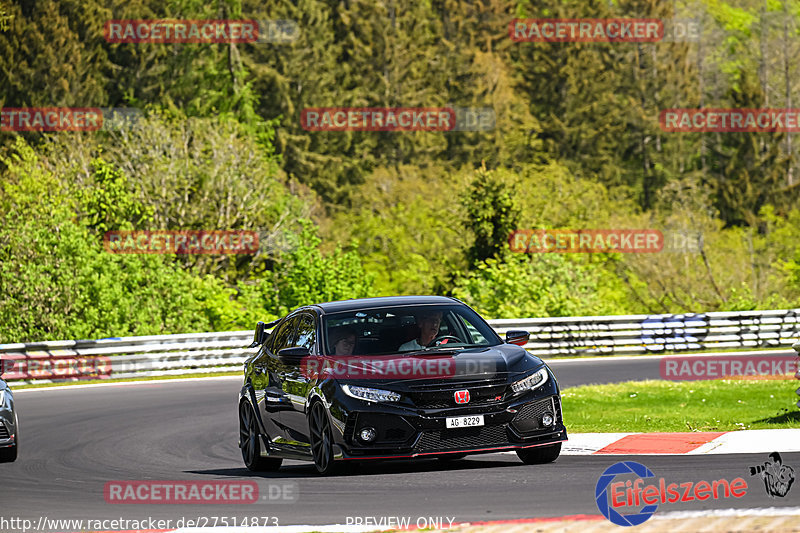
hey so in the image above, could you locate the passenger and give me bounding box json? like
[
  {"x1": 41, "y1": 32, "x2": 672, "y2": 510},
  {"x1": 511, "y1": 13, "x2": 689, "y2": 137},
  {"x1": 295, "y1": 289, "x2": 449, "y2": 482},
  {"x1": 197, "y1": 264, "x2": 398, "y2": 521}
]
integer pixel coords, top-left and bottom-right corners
[
  {"x1": 329, "y1": 326, "x2": 357, "y2": 356},
  {"x1": 399, "y1": 311, "x2": 442, "y2": 351}
]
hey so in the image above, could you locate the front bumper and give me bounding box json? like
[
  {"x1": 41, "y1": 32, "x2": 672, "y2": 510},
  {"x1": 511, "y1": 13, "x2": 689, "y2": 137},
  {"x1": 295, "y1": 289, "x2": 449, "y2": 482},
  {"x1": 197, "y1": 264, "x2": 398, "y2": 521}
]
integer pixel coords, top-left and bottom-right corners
[{"x1": 337, "y1": 393, "x2": 566, "y2": 460}]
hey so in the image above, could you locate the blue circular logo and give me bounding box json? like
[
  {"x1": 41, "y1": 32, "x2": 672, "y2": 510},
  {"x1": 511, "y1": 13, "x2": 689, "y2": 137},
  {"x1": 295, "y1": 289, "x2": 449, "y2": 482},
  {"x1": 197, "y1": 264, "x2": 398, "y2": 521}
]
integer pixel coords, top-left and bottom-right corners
[{"x1": 595, "y1": 461, "x2": 658, "y2": 526}]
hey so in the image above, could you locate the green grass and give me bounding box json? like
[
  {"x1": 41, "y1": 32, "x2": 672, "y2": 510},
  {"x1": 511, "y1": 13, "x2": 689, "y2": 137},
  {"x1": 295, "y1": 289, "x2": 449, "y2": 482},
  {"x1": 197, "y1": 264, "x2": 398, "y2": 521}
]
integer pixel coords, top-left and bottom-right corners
[
  {"x1": 10, "y1": 371, "x2": 240, "y2": 390},
  {"x1": 561, "y1": 379, "x2": 800, "y2": 432}
]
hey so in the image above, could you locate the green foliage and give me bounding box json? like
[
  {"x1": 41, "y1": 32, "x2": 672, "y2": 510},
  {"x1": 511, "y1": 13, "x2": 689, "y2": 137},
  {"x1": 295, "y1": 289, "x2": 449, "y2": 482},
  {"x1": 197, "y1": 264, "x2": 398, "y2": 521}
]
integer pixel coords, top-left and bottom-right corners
[
  {"x1": 39, "y1": 111, "x2": 306, "y2": 281},
  {"x1": 0, "y1": 0, "x2": 110, "y2": 111},
  {"x1": 453, "y1": 252, "x2": 631, "y2": 318},
  {"x1": 7, "y1": 0, "x2": 800, "y2": 345},
  {"x1": 0, "y1": 1, "x2": 12, "y2": 32},
  {"x1": 77, "y1": 158, "x2": 153, "y2": 234},
  {"x1": 249, "y1": 221, "x2": 376, "y2": 318},
  {"x1": 461, "y1": 166, "x2": 521, "y2": 265},
  {"x1": 0, "y1": 138, "x2": 232, "y2": 341},
  {"x1": 328, "y1": 164, "x2": 471, "y2": 296}
]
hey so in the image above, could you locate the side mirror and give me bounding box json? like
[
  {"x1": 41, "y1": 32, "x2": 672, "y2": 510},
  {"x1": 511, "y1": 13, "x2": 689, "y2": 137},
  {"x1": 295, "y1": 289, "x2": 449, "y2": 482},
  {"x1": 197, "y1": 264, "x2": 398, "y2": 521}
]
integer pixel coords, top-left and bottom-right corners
[
  {"x1": 249, "y1": 321, "x2": 268, "y2": 348},
  {"x1": 0, "y1": 359, "x2": 14, "y2": 376},
  {"x1": 277, "y1": 346, "x2": 310, "y2": 365},
  {"x1": 505, "y1": 330, "x2": 530, "y2": 347}
]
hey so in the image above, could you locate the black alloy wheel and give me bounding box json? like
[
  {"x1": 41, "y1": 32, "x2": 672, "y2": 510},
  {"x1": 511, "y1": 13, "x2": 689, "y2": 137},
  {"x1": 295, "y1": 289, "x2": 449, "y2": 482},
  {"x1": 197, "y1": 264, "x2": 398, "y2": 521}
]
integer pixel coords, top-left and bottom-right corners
[
  {"x1": 239, "y1": 402, "x2": 282, "y2": 472},
  {"x1": 309, "y1": 401, "x2": 338, "y2": 475},
  {"x1": 0, "y1": 412, "x2": 16, "y2": 463}
]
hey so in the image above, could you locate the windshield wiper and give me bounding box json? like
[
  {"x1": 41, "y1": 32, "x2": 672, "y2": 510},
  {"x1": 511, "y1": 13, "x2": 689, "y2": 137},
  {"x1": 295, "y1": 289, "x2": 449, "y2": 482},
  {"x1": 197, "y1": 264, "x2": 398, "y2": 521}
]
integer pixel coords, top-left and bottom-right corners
[
  {"x1": 400, "y1": 347, "x2": 459, "y2": 355},
  {"x1": 456, "y1": 343, "x2": 490, "y2": 348}
]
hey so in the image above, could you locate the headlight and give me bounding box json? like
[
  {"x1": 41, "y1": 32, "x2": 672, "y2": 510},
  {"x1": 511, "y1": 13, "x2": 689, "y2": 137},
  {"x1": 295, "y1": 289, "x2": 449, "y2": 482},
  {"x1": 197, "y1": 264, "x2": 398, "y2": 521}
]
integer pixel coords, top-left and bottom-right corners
[
  {"x1": 342, "y1": 384, "x2": 401, "y2": 403},
  {"x1": 511, "y1": 367, "x2": 549, "y2": 394},
  {"x1": 0, "y1": 390, "x2": 4, "y2": 406}
]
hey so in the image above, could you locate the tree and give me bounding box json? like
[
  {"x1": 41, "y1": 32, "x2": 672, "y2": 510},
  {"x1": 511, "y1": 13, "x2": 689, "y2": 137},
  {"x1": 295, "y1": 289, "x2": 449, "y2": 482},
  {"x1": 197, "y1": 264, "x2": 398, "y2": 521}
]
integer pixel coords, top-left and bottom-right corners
[
  {"x1": 0, "y1": 137, "x2": 241, "y2": 341},
  {"x1": 39, "y1": 111, "x2": 309, "y2": 281},
  {"x1": 461, "y1": 166, "x2": 521, "y2": 265}
]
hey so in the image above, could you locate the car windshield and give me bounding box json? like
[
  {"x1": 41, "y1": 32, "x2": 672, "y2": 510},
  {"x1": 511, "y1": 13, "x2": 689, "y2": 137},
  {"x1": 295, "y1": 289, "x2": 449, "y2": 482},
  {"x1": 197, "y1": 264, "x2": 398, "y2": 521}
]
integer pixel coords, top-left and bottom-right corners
[{"x1": 322, "y1": 304, "x2": 500, "y2": 356}]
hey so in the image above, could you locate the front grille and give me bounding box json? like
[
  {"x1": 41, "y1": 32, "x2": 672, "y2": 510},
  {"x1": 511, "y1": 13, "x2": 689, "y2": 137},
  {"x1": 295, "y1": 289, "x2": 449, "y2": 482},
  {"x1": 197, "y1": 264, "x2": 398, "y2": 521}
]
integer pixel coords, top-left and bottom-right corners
[
  {"x1": 416, "y1": 400, "x2": 453, "y2": 409},
  {"x1": 414, "y1": 425, "x2": 509, "y2": 452},
  {"x1": 0, "y1": 422, "x2": 9, "y2": 439},
  {"x1": 410, "y1": 379, "x2": 508, "y2": 409},
  {"x1": 511, "y1": 397, "x2": 556, "y2": 434},
  {"x1": 407, "y1": 377, "x2": 506, "y2": 390}
]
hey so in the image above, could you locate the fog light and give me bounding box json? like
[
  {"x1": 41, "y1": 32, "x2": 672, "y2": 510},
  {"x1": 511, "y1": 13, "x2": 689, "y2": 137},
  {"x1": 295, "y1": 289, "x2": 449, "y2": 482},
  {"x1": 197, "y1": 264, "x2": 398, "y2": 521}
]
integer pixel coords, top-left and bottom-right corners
[
  {"x1": 359, "y1": 427, "x2": 377, "y2": 442},
  {"x1": 542, "y1": 413, "x2": 554, "y2": 426}
]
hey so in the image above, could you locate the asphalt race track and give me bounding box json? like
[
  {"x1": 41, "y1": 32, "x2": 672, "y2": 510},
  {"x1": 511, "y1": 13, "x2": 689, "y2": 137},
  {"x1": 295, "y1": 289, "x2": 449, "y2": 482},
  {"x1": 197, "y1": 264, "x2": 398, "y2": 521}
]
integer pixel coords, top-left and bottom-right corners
[{"x1": 1, "y1": 371, "x2": 797, "y2": 531}]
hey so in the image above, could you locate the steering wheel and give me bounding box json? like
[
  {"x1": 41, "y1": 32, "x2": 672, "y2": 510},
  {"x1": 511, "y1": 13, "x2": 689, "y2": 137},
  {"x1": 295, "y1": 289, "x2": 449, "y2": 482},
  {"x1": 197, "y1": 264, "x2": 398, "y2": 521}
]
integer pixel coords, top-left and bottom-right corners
[{"x1": 426, "y1": 335, "x2": 463, "y2": 348}]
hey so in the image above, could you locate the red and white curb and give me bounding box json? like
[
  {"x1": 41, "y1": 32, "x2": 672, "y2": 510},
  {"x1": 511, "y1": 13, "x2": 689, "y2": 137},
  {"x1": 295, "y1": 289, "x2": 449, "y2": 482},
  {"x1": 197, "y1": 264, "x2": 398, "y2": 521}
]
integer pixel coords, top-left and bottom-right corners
[{"x1": 562, "y1": 429, "x2": 800, "y2": 455}]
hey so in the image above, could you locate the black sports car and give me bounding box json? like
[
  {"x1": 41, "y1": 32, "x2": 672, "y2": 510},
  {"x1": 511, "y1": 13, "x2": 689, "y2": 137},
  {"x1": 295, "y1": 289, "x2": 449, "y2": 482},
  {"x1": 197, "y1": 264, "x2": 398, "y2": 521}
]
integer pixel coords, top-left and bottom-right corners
[
  {"x1": 238, "y1": 296, "x2": 566, "y2": 474},
  {"x1": 0, "y1": 359, "x2": 18, "y2": 463}
]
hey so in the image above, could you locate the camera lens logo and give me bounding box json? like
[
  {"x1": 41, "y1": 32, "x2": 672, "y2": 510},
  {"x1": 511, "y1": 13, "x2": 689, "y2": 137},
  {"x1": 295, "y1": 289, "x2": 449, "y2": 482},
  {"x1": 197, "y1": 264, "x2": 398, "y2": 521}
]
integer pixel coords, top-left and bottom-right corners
[{"x1": 595, "y1": 461, "x2": 658, "y2": 526}]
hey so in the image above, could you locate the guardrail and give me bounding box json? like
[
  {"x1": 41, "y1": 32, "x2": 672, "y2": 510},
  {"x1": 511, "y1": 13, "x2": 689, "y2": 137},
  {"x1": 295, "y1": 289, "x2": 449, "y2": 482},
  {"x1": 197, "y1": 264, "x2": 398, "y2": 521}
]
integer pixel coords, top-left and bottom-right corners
[
  {"x1": 0, "y1": 331, "x2": 253, "y2": 382},
  {"x1": 492, "y1": 309, "x2": 800, "y2": 356},
  {"x1": 1, "y1": 309, "x2": 799, "y2": 383}
]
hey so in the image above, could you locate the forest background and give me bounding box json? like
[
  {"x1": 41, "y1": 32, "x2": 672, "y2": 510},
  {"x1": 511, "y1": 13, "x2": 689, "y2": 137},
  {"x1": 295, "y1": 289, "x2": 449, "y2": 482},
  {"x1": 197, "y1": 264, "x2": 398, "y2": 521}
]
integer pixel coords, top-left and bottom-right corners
[{"x1": 1, "y1": 0, "x2": 799, "y2": 343}]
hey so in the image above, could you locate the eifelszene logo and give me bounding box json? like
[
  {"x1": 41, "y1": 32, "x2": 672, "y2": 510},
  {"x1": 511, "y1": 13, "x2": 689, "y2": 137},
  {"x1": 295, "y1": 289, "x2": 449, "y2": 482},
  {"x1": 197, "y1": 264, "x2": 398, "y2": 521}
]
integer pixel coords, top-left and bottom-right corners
[
  {"x1": 595, "y1": 461, "x2": 748, "y2": 526},
  {"x1": 596, "y1": 462, "x2": 658, "y2": 526},
  {"x1": 749, "y1": 452, "x2": 795, "y2": 498}
]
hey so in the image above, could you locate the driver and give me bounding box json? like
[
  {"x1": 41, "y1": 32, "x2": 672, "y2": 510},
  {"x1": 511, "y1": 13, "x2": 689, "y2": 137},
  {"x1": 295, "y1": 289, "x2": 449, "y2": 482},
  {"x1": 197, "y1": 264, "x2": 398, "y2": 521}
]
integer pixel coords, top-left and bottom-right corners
[
  {"x1": 399, "y1": 310, "x2": 442, "y2": 351},
  {"x1": 330, "y1": 326, "x2": 357, "y2": 356}
]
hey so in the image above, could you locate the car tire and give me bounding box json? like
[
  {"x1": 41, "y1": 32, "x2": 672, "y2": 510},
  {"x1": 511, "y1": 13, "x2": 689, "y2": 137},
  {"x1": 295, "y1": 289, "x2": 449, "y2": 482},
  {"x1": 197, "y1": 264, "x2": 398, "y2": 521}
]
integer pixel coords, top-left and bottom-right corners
[
  {"x1": 308, "y1": 401, "x2": 339, "y2": 475},
  {"x1": 0, "y1": 445, "x2": 16, "y2": 463},
  {"x1": 239, "y1": 402, "x2": 282, "y2": 472},
  {"x1": 516, "y1": 442, "x2": 561, "y2": 465},
  {"x1": 0, "y1": 413, "x2": 17, "y2": 463}
]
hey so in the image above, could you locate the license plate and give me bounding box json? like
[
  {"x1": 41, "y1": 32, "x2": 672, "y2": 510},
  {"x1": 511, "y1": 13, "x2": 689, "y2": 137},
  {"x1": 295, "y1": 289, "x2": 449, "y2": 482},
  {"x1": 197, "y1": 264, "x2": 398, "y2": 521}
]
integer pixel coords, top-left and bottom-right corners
[{"x1": 445, "y1": 415, "x2": 484, "y2": 429}]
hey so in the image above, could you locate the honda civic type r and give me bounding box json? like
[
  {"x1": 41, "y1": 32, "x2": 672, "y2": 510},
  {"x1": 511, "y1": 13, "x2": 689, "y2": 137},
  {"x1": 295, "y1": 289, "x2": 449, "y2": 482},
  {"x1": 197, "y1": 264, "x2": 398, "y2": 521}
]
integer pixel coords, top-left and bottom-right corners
[{"x1": 238, "y1": 296, "x2": 566, "y2": 475}]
